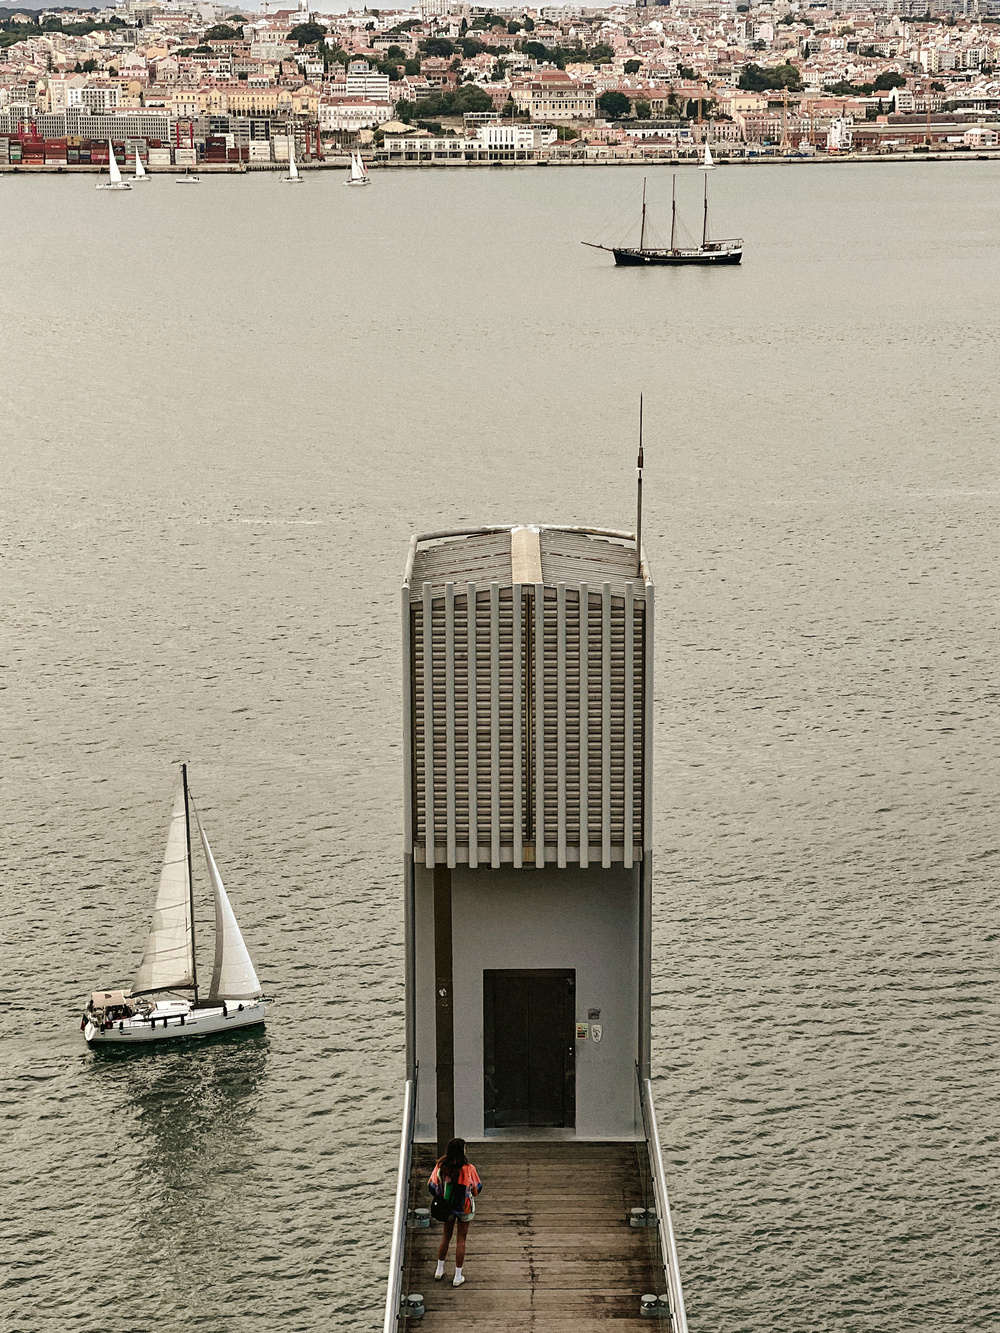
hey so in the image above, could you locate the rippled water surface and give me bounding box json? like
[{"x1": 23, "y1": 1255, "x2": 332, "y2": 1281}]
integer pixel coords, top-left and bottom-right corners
[{"x1": 2, "y1": 163, "x2": 998, "y2": 1332}]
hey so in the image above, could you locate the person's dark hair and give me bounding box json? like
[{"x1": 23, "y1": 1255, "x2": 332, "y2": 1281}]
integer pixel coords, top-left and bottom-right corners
[{"x1": 439, "y1": 1137, "x2": 468, "y2": 1180}]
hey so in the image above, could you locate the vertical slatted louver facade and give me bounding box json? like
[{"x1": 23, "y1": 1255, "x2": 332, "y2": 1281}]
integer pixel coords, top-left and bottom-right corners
[{"x1": 404, "y1": 526, "x2": 652, "y2": 870}]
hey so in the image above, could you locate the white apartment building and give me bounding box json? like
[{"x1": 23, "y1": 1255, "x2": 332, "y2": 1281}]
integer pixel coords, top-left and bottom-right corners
[
  {"x1": 345, "y1": 60, "x2": 391, "y2": 101},
  {"x1": 481, "y1": 122, "x2": 557, "y2": 149},
  {"x1": 68, "y1": 85, "x2": 120, "y2": 111}
]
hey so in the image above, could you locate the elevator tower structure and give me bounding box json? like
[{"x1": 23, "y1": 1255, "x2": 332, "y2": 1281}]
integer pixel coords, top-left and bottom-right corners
[
  {"x1": 385, "y1": 522, "x2": 688, "y2": 1332},
  {"x1": 402, "y1": 523, "x2": 653, "y2": 1142}
]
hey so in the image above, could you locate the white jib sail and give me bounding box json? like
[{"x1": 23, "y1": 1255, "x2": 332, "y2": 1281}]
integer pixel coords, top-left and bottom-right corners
[
  {"x1": 132, "y1": 782, "x2": 194, "y2": 993},
  {"x1": 351, "y1": 152, "x2": 365, "y2": 181},
  {"x1": 134, "y1": 149, "x2": 146, "y2": 178},
  {"x1": 289, "y1": 144, "x2": 299, "y2": 178},
  {"x1": 196, "y1": 811, "x2": 262, "y2": 1002},
  {"x1": 109, "y1": 141, "x2": 122, "y2": 184}
]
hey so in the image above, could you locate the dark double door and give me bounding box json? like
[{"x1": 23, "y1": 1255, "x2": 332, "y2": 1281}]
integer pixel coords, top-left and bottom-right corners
[{"x1": 483, "y1": 969, "x2": 576, "y2": 1129}]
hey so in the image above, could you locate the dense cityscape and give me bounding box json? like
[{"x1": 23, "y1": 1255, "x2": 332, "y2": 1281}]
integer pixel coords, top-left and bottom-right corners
[{"x1": 4, "y1": 0, "x2": 1000, "y2": 167}]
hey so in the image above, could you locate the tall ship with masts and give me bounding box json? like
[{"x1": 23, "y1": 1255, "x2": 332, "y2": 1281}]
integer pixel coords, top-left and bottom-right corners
[
  {"x1": 81, "y1": 765, "x2": 266, "y2": 1045},
  {"x1": 585, "y1": 174, "x2": 742, "y2": 267}
]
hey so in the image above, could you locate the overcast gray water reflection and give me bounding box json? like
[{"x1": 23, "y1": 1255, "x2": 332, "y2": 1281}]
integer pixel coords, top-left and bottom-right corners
[{"x1": 1, "y1": 164, "x2": 998, "y2": 1332}]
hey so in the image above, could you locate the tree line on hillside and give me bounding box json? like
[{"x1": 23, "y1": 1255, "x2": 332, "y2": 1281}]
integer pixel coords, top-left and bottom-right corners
[{"x1": 0, "y1": 13, "x2": 126, "y2": 46}]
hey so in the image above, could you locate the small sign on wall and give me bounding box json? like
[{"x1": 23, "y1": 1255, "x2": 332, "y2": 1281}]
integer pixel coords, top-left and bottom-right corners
[
  {"x1": 576, "y1": 1023, "x2": 588, "y2": 1040},
  {"x1": 591, "y1": 1024, "x2": 603, "y2": 1043}
]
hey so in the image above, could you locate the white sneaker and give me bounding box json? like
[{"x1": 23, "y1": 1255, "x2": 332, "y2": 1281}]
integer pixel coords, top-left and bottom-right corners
[
  {"x1": 434, "y1": 1262, "x2": 445, "y2": 1280},
  {"x1": 453, "y1": 1272, "x2": 465, "y2": 1287}
]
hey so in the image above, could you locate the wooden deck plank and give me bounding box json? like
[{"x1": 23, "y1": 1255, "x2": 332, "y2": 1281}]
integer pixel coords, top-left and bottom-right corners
[{"x1": 401, "y1": 1142, "x2": 661, "y2": 1329}]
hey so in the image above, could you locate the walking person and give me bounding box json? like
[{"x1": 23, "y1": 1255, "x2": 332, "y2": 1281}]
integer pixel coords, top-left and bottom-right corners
[{"x1": 429, "y1": 1137, "x2": 483, "y2": 1287}]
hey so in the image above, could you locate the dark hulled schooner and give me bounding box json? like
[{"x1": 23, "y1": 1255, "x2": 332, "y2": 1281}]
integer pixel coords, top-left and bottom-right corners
[{"x1": 584, "y1": 174, "x2": 743, "y2": 267}]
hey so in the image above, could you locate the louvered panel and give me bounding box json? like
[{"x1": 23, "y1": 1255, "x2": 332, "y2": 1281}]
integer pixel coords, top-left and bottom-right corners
[
  {"x1": 632, "y1": 598, "x2": 645, "y2": 850},
  {"x1": 408, "y1": 529, "x2": 647, "y2": 866},
  {"x1": 411, "y1": 597, "x2": 427, "y2": 845}
]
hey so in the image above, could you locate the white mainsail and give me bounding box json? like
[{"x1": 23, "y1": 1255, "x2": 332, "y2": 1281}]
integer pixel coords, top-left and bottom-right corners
[
  {"x1": 109, "y1": 141, "x2": 123, "y2": 185},
  {"x1": 288, "y1": 143, "x2": 299, "y2": 179},
  {"x1": 132, "y1": 782, "x2": 194, "y2": 993},
  {"x1": 196, "y1": 811, "x2": 262, "y2": 1002},
  {"x1": 134, "y1": 149, "x2": 146, "y2": 179},
  {"x1": 700, "y1": 142, "x2": 716, "y2": 171},
  {"x1": 350, "y1": 152, "x2": 366, "y2": 182}
]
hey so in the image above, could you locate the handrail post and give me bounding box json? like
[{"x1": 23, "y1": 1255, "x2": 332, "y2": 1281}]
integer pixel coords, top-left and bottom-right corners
[{"x1": 383, "y1": 1072, "x2": 417, "y2": 1333}]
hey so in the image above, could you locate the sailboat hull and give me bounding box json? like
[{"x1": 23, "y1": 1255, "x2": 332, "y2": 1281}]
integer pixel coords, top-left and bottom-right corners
[
  {"x1": 84, "y1": 998, "x2": 266, "y2": 1045},
  {"x1": 96, "y1": 182, "x2": 132, "y2": 191},
  {"x1": 612, "y1": 246, "x2": 742, "y2": 266},
  {"x1": 282, "y1": 176, "x2": 305, "y2": 183}
]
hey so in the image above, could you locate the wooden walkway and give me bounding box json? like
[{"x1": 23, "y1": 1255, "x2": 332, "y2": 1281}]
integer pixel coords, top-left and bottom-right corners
[{"x1": 402, "y1": 1141, "x2": 661, "y2": 1331}]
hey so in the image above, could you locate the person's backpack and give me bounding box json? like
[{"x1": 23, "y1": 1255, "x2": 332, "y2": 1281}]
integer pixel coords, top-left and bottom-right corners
[{"x1": 430, "y1": 1172, "x2": 462, "y2": 1222}]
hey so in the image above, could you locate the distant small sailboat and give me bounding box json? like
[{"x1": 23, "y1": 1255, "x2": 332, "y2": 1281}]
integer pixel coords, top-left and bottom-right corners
[
  {"x1": 81, "y1": 765, "x2": 266, "y2": 1046},
  {"x1": 176, "y1": 167, "x2": 201, "y2": 184},
  {"x1": 700, "y1": 141, "x2": 716, "y2": 171},
  {"x1": 283, "y1": 140, "x2": 304, "y2": 183},
  {"x1": 345, "y1": 150, "x2": 370, "y2": 187},
  {"x1": 133, "y1": 148, "x2": 151, "y2": 181},
  {"x1": 96, "y1": 140, "x2": 131, "y2": 191}
]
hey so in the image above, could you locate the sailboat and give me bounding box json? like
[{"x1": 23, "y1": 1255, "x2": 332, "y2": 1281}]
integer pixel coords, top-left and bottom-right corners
[
  {"x1": 81, "y1": 766, "x2": 266, "y2": 1046},
  {"x1": 176, "y1": 166, "x2": 201, "y2": 184},
  {"x1": 700, "y1": 141, "x2": 716, "y2": 170},
  {"x1": 133, "y1": 148, "x2": 151, "y2": 181},
  {"x1": 96, "y1": 140, "x2": 131, "y2": 191},
  {"x1": 282, "y1": 140, "x2": 304, "y2": 183},
  {"x1": 344, "y1": 150, "x2": 370, "y2": 187},
  {"x1": 583, "y1": 175, "x2": 742, "y2": 266}
]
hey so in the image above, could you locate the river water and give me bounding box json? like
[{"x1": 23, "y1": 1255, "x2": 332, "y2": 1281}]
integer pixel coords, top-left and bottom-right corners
[{"x1": 2, "y1": 163, "x2": 997, "y2": 1332}]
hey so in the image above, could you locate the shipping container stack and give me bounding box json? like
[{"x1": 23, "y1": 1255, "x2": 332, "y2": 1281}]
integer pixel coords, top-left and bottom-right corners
[{"x1": 204, "y1": 134, "x2": 228, "y2": 164}]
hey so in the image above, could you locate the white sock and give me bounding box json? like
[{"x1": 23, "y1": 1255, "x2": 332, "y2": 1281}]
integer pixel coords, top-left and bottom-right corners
[
  {"x1": 454, "y1": 1266, "x2": 463, "y2": 1280},
  {"x1": 435, "y1": 1260, "x2": 445, "y2": 1278}
]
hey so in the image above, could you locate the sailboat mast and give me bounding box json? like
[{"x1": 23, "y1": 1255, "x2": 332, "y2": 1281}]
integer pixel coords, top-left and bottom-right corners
[
  {"x1": 635, "y1": 395, "x2": 644, "y2": 578},
  {"x1": 702, "y1": 174, "x2": 709, "y2": 248},
  {"x1": 640, "y1": 177, "x2": 647, "y2": 252},
  {"x1": 670, "y1": 174, "x2": 676, "y2": 251},
  {"x1": 182, "y1": 762, "x2": 198, "y2": 1000}
]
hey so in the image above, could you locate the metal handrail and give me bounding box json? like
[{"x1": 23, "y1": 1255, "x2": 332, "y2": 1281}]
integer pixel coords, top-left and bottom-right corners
[
  {"x1": 639, "y1": 1074, "x2": 689, "y2": 1333},
  {"x1": 382, "y1": 1070, "x2": 418, "y2": 1333}
]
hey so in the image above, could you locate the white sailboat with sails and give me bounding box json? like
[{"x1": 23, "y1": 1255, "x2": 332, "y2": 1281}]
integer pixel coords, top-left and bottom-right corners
[
  {"x1": 282, "y1": 140, "x2": 304, "y2": 183},
  {"x1": 345, "y1": 151, "x2": 370, "y2": 186},
  {"x1": 133, "y1": 148, "x2": 151, "y2": 181},
  {"x1": 700, "y1": 141, "x2": 716, "y2": 170},
  {"x1": 96, "y1": 140, "x2": 131, "y2": 191},
  {"x1": 82, "y1": 766, "x2": 266, "y2": 1046}
]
